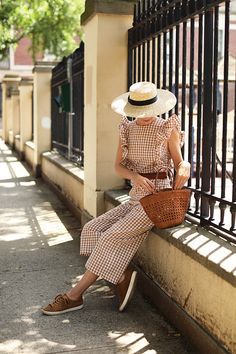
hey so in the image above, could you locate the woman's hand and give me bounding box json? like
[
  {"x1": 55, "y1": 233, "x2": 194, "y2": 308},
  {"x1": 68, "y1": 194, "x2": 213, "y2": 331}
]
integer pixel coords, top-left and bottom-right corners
[
  {"x1": 174, "y1": 161, "x2": 191, "y2": 189},
  {"x1": 131, "y1": 174, "x2": 155, "y2": 193}
]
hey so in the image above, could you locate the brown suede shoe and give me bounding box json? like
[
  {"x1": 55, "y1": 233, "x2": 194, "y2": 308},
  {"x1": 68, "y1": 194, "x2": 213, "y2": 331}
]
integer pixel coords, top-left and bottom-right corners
[
  {"x1": 117, "y1": 268, "x2": 138, "y2": 312},
  {"x1": 41, "y1": 294, "x2": 83, "y2": 316}
]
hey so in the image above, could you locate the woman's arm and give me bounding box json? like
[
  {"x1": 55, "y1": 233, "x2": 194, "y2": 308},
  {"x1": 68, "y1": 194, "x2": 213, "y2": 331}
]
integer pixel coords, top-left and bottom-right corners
[
  {"x1": 167, "y1": 128, "x2": 191, "y2": 189},
  {"x1": 114, "y1": 138, "x2": 155, "y2": 193}
]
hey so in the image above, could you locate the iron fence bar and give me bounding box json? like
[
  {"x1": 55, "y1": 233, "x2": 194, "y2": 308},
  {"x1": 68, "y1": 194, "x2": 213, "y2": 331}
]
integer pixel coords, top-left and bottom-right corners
[
  {"x1": 215, "y1": 154, "x2": 233, "y2": 181},
  {"x1": 195, "y1": 13, "x2": 203, "y2": 192},
  {"x1": 233, "y1": 72, "x2": 236, "y2": 204},
  {"x1": 151, "y1": 0, "x2": 156, "y2": 84},
  {"x1": 218, "y1": 1, "x2": 230, "y2": 227},
  {"x1": 200, "y1": 9, "x2": 214, "y2": 220},
  {"x1": 221, "y1": 0, "x2": 230, "y2": 199},
  {"x1": 162, "y1": 32, "x2": 167, "y2": 90},
  {"x1": 147, "y1": 39, "x2": 151, "y2": 81},
  {"x1": 152, "y1": 37, "x2": 156, "y2": 83},
  {"x1": 72, "y1": 44, "x2": 84, "y2": 164},
  {"x1": 157, "y1": 34, "x2": 161, "y2": 88},
  {"x1": 138, "y1": 45, "x2": 141, "y2": 81},
  {"x1": 51, "y1": 79, "x2": 68, "y2": 88},
  {"x1": 188, "y1": 17, "x2": 195, "y2": 187},
  {"x1": 230, "y1": 66, "x2": 236, "y2": 231},
  {"x1": 168, "y1": 28, "x2": 173, "y2": 104},
  {"x1": 142, "y1": 42, "x2": 146, "y2": 81},
  {"x1": 174, "y1": 24, "x2": 180, "y2": 115},
  {"x1": 67, "y1": 57, "x2": 73, "y2": 160},
  {"x1": 128, "y1": 46, "x2": 133, "y2": 88},
  {"x1": 134, "y1": 47, "x2": 137, "y2": 84},
  {"x1": 181, "y1": 21, "x2": 187, "y2": 150},
  {"x1": 142, "y1": 1, "x2": 146, "y2": 81},
  {"x1": 211, "y1": 6, "x2": 219, "y2": 196},
  {"x1": 72, "y1": 146, "x2": 84, "y2": 157},
  {"x1": 52, "y1": 140, "x2": 68, "y2": 152}
]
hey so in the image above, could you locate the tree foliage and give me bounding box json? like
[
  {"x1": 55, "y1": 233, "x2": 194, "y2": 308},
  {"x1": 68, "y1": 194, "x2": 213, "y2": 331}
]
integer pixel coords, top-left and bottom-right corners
[{"x1": 0, "y1": 0, "x2": 85, "y2": 61}]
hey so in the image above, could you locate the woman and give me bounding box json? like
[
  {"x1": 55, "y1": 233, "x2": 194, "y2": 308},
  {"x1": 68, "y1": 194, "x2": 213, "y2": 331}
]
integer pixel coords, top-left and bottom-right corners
[{"x1": 42, "y1": 81, "x2": 190, "y2": 315}]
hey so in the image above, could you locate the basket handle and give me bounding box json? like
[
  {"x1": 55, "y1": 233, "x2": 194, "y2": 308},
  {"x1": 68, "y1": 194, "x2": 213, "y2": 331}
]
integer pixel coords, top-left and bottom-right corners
[{"x1": 155, "y1": 167, "x2": 174, "y2": 190}]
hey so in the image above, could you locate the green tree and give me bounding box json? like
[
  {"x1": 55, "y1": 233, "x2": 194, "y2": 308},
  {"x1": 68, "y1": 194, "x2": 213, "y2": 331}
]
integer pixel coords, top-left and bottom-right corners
[{"x1": 0, "y1": 0, "x2": 85, "y2": 61}]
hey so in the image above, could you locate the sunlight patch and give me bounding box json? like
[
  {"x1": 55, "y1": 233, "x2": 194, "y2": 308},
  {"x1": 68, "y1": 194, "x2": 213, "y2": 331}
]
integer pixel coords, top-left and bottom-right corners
[
  {"x1": 197, "y1": 240, "x2": 220, "y2": 257},
  {"x1": 20, "y1": 181, "x2": 36, "y2": 187},
  {"x1": 108, "y1": 331, "x2": 156, "y2": 353},
  {"x1": 172, "y1": 227, "x2": 193, "y2": 240},
  {"x1": 0, "y1": 163, "x2": 12, "y2": 180},
  {"x1": 0, "y1": 182, "x2": 16, "y2": 187},
  {"x1": 220, "y1": 253, "x2": 236, "y2": 272},
  {"x1": 115, "y1": 194, "x2": 130, "y2": 204},
  {"x1": 0, "y1": 339, "x2": 22, "y2": 353},
  {"x1": 5, "y1": 156, "x2": 17, "y2": 162},
  {"x1": 208, "y1": 246, "x2": 232, "y2": 264},
  {"x1": 32, "y1": 208, "x2": 68, "y2": 235},
  {"x1": 0, "y1": 233, "x2": 32, "y2": 241},
  {"x1": 9, "y1": 161, "x2": 30, "y2": 178},
  {"x1": 186, "y1": 234, "x2": 209, "y2": 250},
  {"x1": 47, "y1": 233, "x2": 73, "y2": 246}
]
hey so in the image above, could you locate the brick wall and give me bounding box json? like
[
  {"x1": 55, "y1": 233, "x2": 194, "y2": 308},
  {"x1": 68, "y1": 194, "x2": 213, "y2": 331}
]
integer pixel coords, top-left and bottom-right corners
[{"x1": 14, "y1": 38, "x2": 43, "y2": 65}]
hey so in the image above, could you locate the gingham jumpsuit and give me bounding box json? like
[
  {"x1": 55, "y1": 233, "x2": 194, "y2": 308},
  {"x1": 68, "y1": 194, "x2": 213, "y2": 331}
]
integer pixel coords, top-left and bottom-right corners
[{"x1": 80, "y1": 113, "x2": 184, "y2": 284}]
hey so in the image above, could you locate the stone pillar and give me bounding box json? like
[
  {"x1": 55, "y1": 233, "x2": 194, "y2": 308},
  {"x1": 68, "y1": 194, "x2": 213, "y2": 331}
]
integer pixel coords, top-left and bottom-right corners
[
  {"x1": 1, "y1": 82, "x2": 10, "y2": 143},
  {"x1": 32, "y1": 62, "x2": 56, "y2": 177},
  {"x1": 19, "y1": 77, "x2": 33, "y2": 159},
  {"x1": 1, "y1": 75, "x2": 21, "y2": 144},
  {"x1": 81, "y1": 0, "x2": 136, "y2": 218},
  {"x1": 11, "y1": 88, "x2": 20, "y2": 147}
]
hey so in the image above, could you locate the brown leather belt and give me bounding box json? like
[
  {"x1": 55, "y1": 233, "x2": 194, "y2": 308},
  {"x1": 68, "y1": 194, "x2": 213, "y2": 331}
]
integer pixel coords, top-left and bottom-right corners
[{"x1": 139, "y1": 172, "x2": 168, "y2": 180}]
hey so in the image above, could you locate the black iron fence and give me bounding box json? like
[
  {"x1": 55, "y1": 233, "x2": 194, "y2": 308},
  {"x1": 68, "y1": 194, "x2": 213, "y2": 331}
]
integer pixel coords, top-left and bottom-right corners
[
  {"x1": 128, "y1": 0, "x2": 236, "y2": 242},
  {"x1": 51, "y1": 42, "x2": 84, "y2": 166}
]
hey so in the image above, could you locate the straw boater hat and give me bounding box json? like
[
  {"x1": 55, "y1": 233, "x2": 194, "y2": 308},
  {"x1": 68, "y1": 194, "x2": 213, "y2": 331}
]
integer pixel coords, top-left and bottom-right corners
[{"x1": 111, "y1": 81, "x2": 177, "y2": 118}]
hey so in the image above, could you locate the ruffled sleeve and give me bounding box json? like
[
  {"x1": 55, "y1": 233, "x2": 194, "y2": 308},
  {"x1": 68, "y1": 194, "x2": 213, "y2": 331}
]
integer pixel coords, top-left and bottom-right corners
[
  {"x1": 119, "y1": 116, "x2": 129, "y2": 161},
  {"x1": 163, "y1": 114, "x2": 185, "y2": 147}
]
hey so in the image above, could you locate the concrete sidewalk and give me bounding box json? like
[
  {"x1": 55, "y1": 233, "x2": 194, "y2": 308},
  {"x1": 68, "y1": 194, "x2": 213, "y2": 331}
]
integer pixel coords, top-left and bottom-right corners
[{"x1": 0, "y1": 139, "x2": 197, "y2": 354}]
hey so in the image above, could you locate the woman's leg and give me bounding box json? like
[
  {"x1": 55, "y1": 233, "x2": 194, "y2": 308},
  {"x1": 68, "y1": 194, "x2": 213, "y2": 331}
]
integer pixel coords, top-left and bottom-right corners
[
  {"x1": 80, "y1": 202, "x2": 130, "y2": 256},
  {"x1": 66, "y1": 203, "x2": 132, "y2": 300},
  {"x1": 85, "y1": 202, "x2": 154, "y2": 285},
  {"x1": 66, "y1": 270, "x2": 98, "y2": 300}
]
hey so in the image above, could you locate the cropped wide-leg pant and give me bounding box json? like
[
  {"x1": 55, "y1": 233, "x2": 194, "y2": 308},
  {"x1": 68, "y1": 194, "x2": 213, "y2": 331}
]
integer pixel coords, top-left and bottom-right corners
[{"x1": 80, "y1": 200, "x2": 154, "y2": 284}]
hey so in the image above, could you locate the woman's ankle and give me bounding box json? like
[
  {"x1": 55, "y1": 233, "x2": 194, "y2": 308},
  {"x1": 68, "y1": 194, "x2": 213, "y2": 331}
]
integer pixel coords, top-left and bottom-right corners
[
  {"x1": 66, "y1": 290, "x2": 83, "y2": 301},
  {"x1": 118, "y1": 274, "x2": 125, "y2": 284}
]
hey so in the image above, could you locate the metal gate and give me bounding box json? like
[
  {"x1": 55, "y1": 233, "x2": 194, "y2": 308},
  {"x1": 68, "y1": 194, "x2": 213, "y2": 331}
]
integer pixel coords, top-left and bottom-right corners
[
  {"x1": 128, "y1": 0, "x2": 236, "y2": 242},
  {"x1": 51, "y1": 41, "x2": 84, "y2": 166}
]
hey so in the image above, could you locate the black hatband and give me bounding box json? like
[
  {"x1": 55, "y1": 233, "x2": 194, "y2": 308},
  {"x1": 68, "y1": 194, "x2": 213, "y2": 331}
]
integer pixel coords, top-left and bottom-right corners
[{"x1": 128, "y1": 95, "x2": 157, "y2": 106}]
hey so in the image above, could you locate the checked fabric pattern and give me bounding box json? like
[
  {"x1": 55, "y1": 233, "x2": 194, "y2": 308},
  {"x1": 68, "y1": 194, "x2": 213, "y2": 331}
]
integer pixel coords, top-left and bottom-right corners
[
  {"x1": 80, "y1": 114, "x2": 184, "y2": 284},
  {"x1": 80, "y1": 200, "x2": 154, "y2": 284}
]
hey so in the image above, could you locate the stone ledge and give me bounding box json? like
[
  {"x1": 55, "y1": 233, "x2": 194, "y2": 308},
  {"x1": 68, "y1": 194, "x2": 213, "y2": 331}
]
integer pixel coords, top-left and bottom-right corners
[
  {"x1": 81, "y1": 0, "x2": 137, "y2": 25},
  {"x1": 105, "y1": 189, "x2": 236, "y2": 287},
  {"x1": 19, "y1": 77, "x2": 33, "y2": 86},
  {"x1": 105, "y1": 189, "x2": 234, "y2": 353},
  {"x1": 33, "y1": 61, "x2": 58, "y2": 73},
  {"x1": 42, "y1": 151, "x2": 84, "y2": 184},
  {"x1": 25, "y1": 140, "x2": 35, "y2": 150}
]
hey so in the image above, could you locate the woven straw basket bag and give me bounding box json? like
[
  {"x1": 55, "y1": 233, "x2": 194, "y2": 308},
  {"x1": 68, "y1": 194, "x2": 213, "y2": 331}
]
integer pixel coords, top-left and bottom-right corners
[{"x1": 140, "y1": 170, "x2": 191, "y2": 229}]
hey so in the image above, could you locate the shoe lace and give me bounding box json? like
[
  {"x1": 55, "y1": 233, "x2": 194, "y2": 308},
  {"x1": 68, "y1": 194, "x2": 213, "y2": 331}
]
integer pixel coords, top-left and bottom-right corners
[{"x1": 53, "y1": 294, "x2": 69, "y2": 305}]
